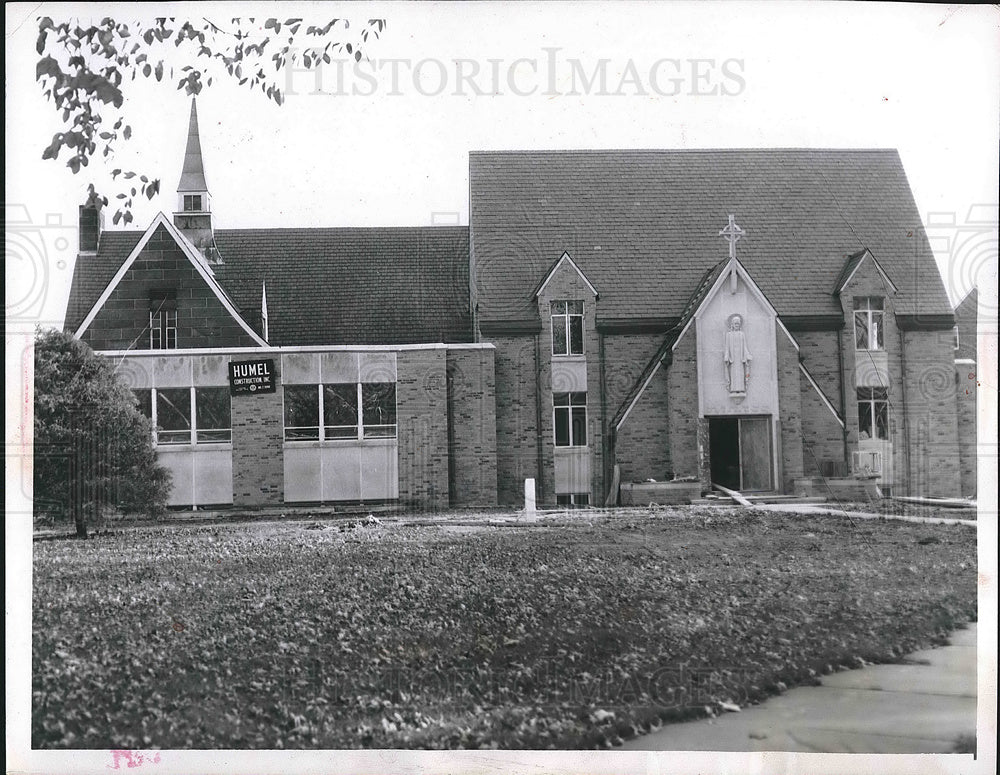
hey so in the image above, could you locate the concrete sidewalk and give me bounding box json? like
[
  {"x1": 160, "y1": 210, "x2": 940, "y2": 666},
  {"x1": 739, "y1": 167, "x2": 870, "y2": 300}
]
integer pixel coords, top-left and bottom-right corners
[{"x1": 623, "y1": 623, "x2": 977, "y2": 753}]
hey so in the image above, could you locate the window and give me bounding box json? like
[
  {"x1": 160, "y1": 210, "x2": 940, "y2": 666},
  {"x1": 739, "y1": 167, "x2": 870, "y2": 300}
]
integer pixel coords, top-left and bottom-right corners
[
  {"x1": 857, "y1": 387, "x2": 889, "y2": 440},
  {"x1": 854, "y1": 297, "x2": 884, "y2": 350},
  {"x1": 149, "y1": 292, "x2": 177, "y2": 350},
  {"x1": 953, "y1": 326, "x2": 960, "y2": 351},
  {"x1": 554, "y1": 392, "x2": 587, "y2": 447},
  {"x1": 284, "y1": 382, "x2": 397, "y2": 441},
  {"x1": 183, "y1": 194, "x2": 203, "y2": 212},
  {"x1": 556, "y1": 493, "x2": 590, "y2": 507},
  {"x1": 551, "y1": 300, "x2": 584, "y2": 356},
  {"x1": 323, "y1": 383, "x2": 359, "y2": 438},
  {"x1": 195, "y1": 387, "x2": 232, "y2": 443},
  {"x1": 284, "y1": 385, "x2": 320, "y2": 440},
  {"x1": 362, "y1": 383, "x2": 397, "y2": 438},
  {"x1": 133, "y1": 389, "x2": 152, "y2": 420},
  {"x1": 156, "y1": 388, "x2": 192, "y2": 444}
]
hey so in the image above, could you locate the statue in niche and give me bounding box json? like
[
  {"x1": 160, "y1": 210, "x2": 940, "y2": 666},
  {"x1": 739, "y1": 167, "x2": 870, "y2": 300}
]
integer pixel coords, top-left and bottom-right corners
[{"x1": 724, "y1": 314, "x2": 751, "y2": 395}]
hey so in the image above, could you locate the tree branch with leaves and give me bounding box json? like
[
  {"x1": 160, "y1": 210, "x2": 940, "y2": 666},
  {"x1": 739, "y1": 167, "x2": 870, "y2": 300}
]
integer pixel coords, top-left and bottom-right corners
[{"x1": 36, "y1": 16, "x2": 386, "y2": 225}]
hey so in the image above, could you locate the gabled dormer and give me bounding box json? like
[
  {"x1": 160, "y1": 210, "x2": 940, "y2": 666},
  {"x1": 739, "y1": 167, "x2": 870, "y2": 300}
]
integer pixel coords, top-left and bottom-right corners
[{"x1": 173, "y1": 98, "x2": 219, "y2": 263}]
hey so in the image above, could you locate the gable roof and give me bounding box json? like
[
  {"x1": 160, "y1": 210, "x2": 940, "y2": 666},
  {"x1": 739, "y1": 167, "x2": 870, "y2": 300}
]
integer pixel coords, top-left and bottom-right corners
[
  {"x1": 212, "y1": 227, "x2": 471, "y2": 346},
  {"x1": 72, "y1": 213, "x2": 267, "y2": 346},
  {"x1": 470, "y1": 149, "x2": 953, "y2": 323},
  {"x1": 833, "y1": 248, "x2": 899, "y2": 295},
  {"x1": 613, "y1": 260, "x2": 726, "y2": 430},
  {"x1": 66, "y1": 224, "x2": 472, "y2": 347},
  {"x1": 533, "y1": 251, "x2": 599, "y2": 298}
]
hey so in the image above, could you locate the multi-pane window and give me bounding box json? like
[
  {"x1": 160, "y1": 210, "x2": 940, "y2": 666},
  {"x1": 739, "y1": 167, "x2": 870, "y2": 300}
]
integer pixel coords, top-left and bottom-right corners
[
  {"x1": 551, "y1": 300, "x2": 584, "y2": 356},
  {"x1": 149, "y1": 292, "x2": 178, "y2": 350},
  {"x1": 857, "y1": 387, "x2": 889, "y2": 440},
  {"x1": 183, "y1": 194, "x2": 203, "y2": 212},
  {"x1": 854, "y1": 297, "x2": 884, "y2": 350},
  {"x1": 554, "y1": 392, "x2": 587, "y2": 447},
  {"x1": 284, "y1": 382, "x2": 397, "y2": 441},
  {"x1": 133, "y1": 387, "x2": 232, "y2": 445}
]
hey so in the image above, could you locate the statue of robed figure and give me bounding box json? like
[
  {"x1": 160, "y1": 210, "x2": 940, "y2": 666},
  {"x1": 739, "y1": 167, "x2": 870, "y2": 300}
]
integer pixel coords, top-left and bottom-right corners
[{"x1": 724, "y1": 314, "x2": 751, "y2": 394}]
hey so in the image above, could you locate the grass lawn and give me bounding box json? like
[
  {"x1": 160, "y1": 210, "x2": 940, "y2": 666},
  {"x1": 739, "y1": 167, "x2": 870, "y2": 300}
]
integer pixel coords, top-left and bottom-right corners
[{"x1": 32, "y1": 508, "x2": 976, "y2": 749}]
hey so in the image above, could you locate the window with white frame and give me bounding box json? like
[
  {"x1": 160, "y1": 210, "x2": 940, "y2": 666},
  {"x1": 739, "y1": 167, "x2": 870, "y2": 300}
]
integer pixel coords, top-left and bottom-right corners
[
  {"x1": 149, "y1": 292, "x2": 178, "y2": 350},
  {"x1": 854, "y1": 297, "x2": 884, "y2": 350},
  {"x1": 323, "y1": 383, "x2": 359, "y2": 438},
  {"x1": 554, "y1": 392, "x2": 587, "y2": 447},
  {"x1": 134, "y1": 388, "x2": 231, "y2": 445},
  {"x1": 183, "y1": 194, "x2": 203, "y2": 212},
  {"x1": 551, "y1": 300, "x2": 584, "y2": 356},
  {"x1": 284, "y1": 382, "x2": 397, "y2": 441},
  {"x1": 284, "y1": 385, "x2": 320, "y2": 440},
  {"x1": 195, "y1": 387, "x2": 232, "y2": 443},
  {"x1": 857, "y1": 387, "x2": 889, "y2": 440}
]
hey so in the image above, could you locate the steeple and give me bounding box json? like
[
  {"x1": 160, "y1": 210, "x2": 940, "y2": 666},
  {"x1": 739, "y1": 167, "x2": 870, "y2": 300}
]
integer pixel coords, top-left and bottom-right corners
[
  {"x1": 177, "y1": 98, "x2": 209, "y2": 193},
  {"x1": 173, "y1": 98, "x2": 218, "y2": 262}
]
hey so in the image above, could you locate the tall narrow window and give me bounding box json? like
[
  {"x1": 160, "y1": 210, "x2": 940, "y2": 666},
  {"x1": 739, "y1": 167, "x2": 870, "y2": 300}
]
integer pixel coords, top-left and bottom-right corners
[
  {"x1": 362, "y1": 383, "x2": 397, "y2": 438},
  {"x1": 156, "y1": 388, "x2": 192, "y2": 444},
  {"x1": 854, "y1": 297, "x2": 884, "y2": 350},
  {"x1": 195, "y1": 387, "x2": 232, "y2": 443},
  {"x1": 149, "y1": 292, "x2": 178, "y2": 350},
  {"x1": 324, "y1": 384, "x2": 359, "y2": 438},
  {"x1": 284, "y1": 385, "x2": 320, "y2": 440},
  {"x1": 554, "y1": 392, "x2": 587, "y2": 447},
  {"x1": 551, "y1": 300, "x2": 584, "y2": 356},
  {"x1": 857, "y1": 387, "x2": 889, "y2": 440}
]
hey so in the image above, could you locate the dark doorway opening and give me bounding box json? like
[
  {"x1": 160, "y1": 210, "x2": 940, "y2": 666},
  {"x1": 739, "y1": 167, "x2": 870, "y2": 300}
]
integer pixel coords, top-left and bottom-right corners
[
  {"x1": 708, "y1": 415, "x2": 774, "y2": 492},
  {"x1": 709, "y1": 418, "x2": 741, "y2": 490}
]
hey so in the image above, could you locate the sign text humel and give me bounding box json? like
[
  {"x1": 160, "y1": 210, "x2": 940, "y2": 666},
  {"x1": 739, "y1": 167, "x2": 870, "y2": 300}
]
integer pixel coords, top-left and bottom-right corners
[{"x1": 228, "y1": 359, "x2": 276, "y2": 395}]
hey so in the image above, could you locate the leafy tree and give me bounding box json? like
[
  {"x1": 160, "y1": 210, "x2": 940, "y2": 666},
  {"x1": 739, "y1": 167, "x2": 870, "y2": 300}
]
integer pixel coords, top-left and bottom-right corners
[
  {"x1": 33, "y1": 328, "x2": 171, "y2": 537},
  {"x1": 35, "y1": 15, "x2": 386, "y2": 224}
]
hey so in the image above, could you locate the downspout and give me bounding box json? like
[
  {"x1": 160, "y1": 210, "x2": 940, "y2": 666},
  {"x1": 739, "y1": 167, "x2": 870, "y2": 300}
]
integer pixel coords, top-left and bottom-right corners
[
  {"x1": 599, "y1": 331, "x2": 610, "y2": 503},
  {"x1": 898, "y1": 325, "x2": 911, "y2": 495},
  {"x1": 837, "y1": 326, "x2": 849, "y2": 471},
  {"x1": 535, "y1": 333, "x2": 544, "y2": 501}
]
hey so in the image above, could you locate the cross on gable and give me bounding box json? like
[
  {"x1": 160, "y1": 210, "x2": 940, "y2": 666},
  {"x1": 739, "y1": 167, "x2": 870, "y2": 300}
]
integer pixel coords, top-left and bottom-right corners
[{"x1": 718, "y1": 214, "x2": 745, "y2": 261}]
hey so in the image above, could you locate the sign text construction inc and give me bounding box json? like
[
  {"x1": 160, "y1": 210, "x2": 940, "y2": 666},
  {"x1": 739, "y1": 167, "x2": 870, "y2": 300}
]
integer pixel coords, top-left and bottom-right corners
[{"x1": 228, "y1": 359, "x2": 276, "y2": 395}]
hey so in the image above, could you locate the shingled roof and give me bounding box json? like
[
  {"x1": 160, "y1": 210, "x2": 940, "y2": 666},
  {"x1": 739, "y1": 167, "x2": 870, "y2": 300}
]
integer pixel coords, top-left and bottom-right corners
[
  {"x1": 65, "y1": 226, "x2": 471, "y2": 346},
  {"x1": 212, "y1": 227, "x2": 470, "y2": 345},
  {"x1": 470, "y1": 149, "x2": 952, "y2": 323}
]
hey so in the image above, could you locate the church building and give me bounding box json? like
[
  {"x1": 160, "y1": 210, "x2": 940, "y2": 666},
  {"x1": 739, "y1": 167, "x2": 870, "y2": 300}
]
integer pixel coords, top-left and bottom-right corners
[{"x1": 63, "y1": 100, "x2": 977, "y2": 509}]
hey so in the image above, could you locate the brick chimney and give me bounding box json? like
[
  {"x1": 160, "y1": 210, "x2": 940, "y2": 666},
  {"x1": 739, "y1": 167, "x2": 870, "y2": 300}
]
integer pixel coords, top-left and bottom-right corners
[{"x1": 78, "y1": 204, "x2": 103, "y2": 253}]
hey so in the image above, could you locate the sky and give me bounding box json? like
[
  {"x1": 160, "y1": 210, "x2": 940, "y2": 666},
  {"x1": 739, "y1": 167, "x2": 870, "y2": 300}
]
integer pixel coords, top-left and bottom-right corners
[{"x1": 5, "y1": 1, "x2": 1000, "y2": 332}]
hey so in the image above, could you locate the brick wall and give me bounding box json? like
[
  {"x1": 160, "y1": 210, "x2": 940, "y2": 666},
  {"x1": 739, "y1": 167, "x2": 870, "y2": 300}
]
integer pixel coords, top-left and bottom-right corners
[
  {"x1": 667, "y1": 327, "x2": 699, "y2": 480},
  {"x1": 447, "y1": 348, "x2": 499, "y2": 506},
  {"x1": 776, "y1": 328, "x2": 804, "y2": 492},
  {"x1": 955, "y1": 362, "x2": 977, "y2": 497},
  {"x1": 80, "y1": 224, "x2": 260, "y2": 350},
  {"x1": 489, "y1": 334, "x2": 540, "y2": 505},
  {"x1": 902, "y1": 329, "x2": 961, "y2": 497},
  {"x1": 231, "y1": 360, "x2": 284, "y2": 506},
  {"x1": 798, "y1": 370, "x2": 847, "y2": 477},
  {"x1": 606, "y1": 334, "x2": 672, "y2": 484},
  {"x1": 396, "y1": 349, "x2": 450, "y2": 510}
]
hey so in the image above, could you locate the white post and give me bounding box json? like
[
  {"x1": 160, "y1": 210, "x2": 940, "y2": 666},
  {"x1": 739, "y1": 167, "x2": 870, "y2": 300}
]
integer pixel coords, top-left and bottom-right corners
[{"x1": 524, "y1": 478, "x2": 536, "y2": 514}]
